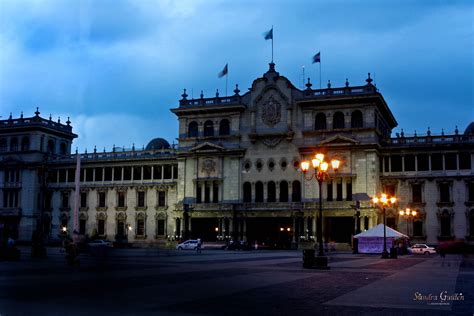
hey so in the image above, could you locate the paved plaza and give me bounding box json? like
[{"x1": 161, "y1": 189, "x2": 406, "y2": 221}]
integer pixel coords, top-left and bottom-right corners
[{"x1": 0, "y1": 247, "x2": 472, "y2": 316}]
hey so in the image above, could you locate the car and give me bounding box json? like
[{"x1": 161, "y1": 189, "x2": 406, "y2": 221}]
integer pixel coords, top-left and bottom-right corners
[
  {"x1": 88, "y1": 240, "x2": 112, "y2": 247},
  {"x1": 176, "y1": 240, "x2": 198, "y2": 250},
  {"x1": 408, "y1": 244, "x2": 436, "y2": 255}
]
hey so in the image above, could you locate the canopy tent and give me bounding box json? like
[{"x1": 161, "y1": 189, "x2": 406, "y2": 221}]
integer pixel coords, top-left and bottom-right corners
[{"x1": 354, "y1": 224, "x2": 408, "y2": 254}]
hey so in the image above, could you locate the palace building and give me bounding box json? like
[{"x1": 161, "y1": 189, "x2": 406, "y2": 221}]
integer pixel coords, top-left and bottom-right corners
[{"x1": 1, "y1": 62, "x2": 473, "y2": 247}]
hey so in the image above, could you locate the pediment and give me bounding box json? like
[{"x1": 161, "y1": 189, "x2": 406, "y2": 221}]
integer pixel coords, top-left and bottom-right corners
[
  {"x1": 189, "y1": 142, "x2": 225, "y2": 152},
  {"x1": 319, "y1": 135, "x2": 359, "y2": 146}
]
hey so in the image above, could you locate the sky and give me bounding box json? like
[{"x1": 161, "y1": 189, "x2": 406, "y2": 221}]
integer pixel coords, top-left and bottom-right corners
[{"x1": 0, "y1": 0, "x2": 473, "y2": 152}]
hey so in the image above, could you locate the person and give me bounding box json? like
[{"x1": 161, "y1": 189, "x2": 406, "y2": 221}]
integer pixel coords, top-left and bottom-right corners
[{"x1": 196, "y1": 238, "x2": 202, "y2": 254}]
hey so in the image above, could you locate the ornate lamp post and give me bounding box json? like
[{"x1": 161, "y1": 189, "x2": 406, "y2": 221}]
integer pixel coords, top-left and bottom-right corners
[
  {"x1": 371, "y1": 193, "x2": 397, "y2": 259},
  {"x1": 399, "y1": 208, "x2": 417, "y2": 236},
  {"x1": 301, "y1": 153, "x2": 340, "y2": 268}
]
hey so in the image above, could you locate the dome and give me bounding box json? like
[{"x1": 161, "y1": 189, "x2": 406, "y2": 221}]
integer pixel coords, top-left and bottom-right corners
[
  {"x1": 145, "y1": 138, "x2": 170, "y2": 150},
  {"x1": 464, "y1": 122, "x2": 474, "y2": 135}
]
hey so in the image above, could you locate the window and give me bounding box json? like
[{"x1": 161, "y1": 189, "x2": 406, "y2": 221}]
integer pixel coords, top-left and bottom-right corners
[
  {"x1": 212, "y1": 183, "x2": 219, "y2": 203},
  {"x1": 204, "y1": 185, "x2": 210, "y2": 203},
  {"x1": 137, "y1": 218, "x2": 145, "y2": 236},
  {"x1": 67, "y1": 169, "x2": 75, "y2": 183},
  {"x1": 440, "y1": 210, "x2": 451, "y2": 237},
  {"x1": 153, "y1": 166, "x2": 162, "y2": 179},
  {"x1": 79, "y1": 219, "x2": 86, "y2": 235},
  {"x1": 219, "y1": 119, "x2": 230, "y2": 136},
  {"x1": 445, "y1": 153, "x2": 457, "y2": 170},
  {"x1": 267, "y1": 181, "x2": 276, "y2": 202},
  {"x1": 86, "y1": 168, "x2": 93, "y2": 182},
  {"x1": 315, "y1": 113, "x2": 326, "y2": 130},
  {"x1": 21, "y1": 137, "x2": 30, "y2": 151},
  {"x1": 188, "y1": 121, "x2": 198, "y2": 137},
  {"x1": 117, "y1": 191, "x2": 126, "y2": 207},
  {"x1": 292, "y1": 181, "x2": 301, "y2": 202},
  {"x1": 243, "y1": 182, "x2": 252, "y2": 202},
  {"x1": 95, "y1": 168, "x2": 103, "y2": 182},
  {"x1": 346, "y1": 181, "x2": 352, "y2": 201},
  {"x1": 459, "y1": 152, "x2": 471, "y2": 170},
  {"x1": 439, "y1": 183, "x2": 450, "y2": 203},
  {"x1": 137, "y1": 191, "x2": 146, "y2": 207},
  {"x1": 203, "y1": 120, "x2": 214, "y2": 137},
  {"x1": 417, "y1": 154, "x2": 429, "y2": 171},
  {"x1": 163, "y1": 165, "x2": 172, "y2": 179},
  {"x1": 431, "y1": 153, "x2": 443, "y2": 171},
  {"x1": 384, "y1": 185, "x2": 396, "y2": 197},
  {"x1": 98, "y1": 192, "x2": 106, "y2": 207},
  {"x1": 3, "y1": 190, "x2": 19, "y2": 208},
  {"x1": 336, "y1": 180, "x2": 343, "y2": 201},
  {"x1": 104, "y1": 167, "x2": 112, "y2": 181},
  {"x1": 113, "y1": 167, "x2": 122, "y2": 181},
  {"x1": 59, "y1": 143, "x2": 67, "y2": 155},
  {"x1": 0, "y1": 138, "x2": 6, "y2": 152},
  {"x1": 404, "y1": 155, "x2": 416, "y2": 171},
  {"x1": 80, "y1": 192, "x2": 87, "y2": 208},
  {"x1": 10, "y1": 137, "x2": 18, "y2": 151},
  {"x1": 133, "y1": 167, "x2": 142, "y2": 180},
  {"x1": 413, "y1": 220, "x2": 423, "y2": 237},
  {"x1": 333, "y1": 112, "x2": 345, "y2": 129},
  {"x1": 255, "y1": 182, "x2": 264, "y2": 202},
  {"x1": 468, "y1": 182, "x2": 474, "y2": 202},
  {"x1": 391, "y1": 155, "x2": 402, "y2": 172},
  {"x1": 351, "y1": 110, "x2": 363, "y2": 128},
  {"x1": 47, "y1": 139, "x2": 54, "y2": 155},
  {"x1": 279, "y1": 181, "x2": 288, "y2": 202},
  {"x1": 384, "y1": 156, "x2": 390, "y2": 172},
  {"x1": 327, "y1": 182, "x2": 333, "y2": 201},
  {"x1": 412, "y1": 184, "x2": 422, "y2": 203},
  {"x1": 98, "y1": 219, "x2": 105, "y2": 236},
  {"x1": 158, "y1": 191, "x2": 166, "y2": 207},
  {"x1": 173, "y1": 165, "x2": 178, "y2": 179},
  {"x1": 469, "y1": 210, "x2": 474, "y2": 238},
  {"x1": 61, "y1": 192, "x2": 69, "y2": 208},
  {"x1": 157, "y1": 219, "x2": 165, "y2": 236},
  {"x1": 143, "y1": 166, "x2": 151, "y2": 180},
  {"x1": 123, "y1": 167, "x2": 131, "y2": 180},
  {"x1": 196, "y1": 185, "x2": 202, "y2": 203}
]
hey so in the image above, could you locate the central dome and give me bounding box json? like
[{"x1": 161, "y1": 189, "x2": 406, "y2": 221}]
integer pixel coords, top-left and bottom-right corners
[{"x1": 145, "y1": 138, "x2": 170, "y2": 150}]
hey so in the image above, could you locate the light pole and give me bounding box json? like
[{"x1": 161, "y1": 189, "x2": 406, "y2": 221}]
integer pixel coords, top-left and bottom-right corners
[
  {"x1": 372, "y1": 193, "x2": 397, "y2": 259},
  {"x1": 301, "y1": 153, "x2": 340, "y2": 268},
  {"x1": 399, "y1": 208, "x2": 417, "y2": 236}
]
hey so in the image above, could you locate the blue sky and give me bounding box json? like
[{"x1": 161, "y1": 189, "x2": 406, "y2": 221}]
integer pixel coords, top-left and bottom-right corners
[{"x1": 0, "y1": 0, "x2": 472, "y2": 151}]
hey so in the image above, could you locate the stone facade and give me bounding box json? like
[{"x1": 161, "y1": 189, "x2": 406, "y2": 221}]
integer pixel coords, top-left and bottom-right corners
[{"x1": 1, "y1": 64, "x2": 473, "y2": 247}]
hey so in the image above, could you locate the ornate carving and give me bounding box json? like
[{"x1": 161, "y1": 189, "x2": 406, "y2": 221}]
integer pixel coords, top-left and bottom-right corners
[
  {"x1": 261, "y1": 136, "x2": 283, "y2": 147},
  {"x1": 261, "y1": 96, "x2": 281, "y2": 127},
  {"x1": 201, "y1": 159, "x2": 216, "y2": 176}
]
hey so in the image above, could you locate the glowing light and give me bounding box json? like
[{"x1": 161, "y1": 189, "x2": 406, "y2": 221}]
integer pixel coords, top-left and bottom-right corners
[
  {"x1": 320, "y1": 162, "x2": 329, "y2": 172},
  {"x1": 215, "y1": 227, "x2": 219, "y2": 232},
  {"x1": 412, "y1": 210, "x2": 417, "y2": 216},
  {"x1": 301, "y1": 161, "x2": 310, "y2": 172},
  {"x1": 61, "y1": 227, "x2": 67, "y2": 232},
  {"x1": 128, "y1": 226, "x2": 132, "y2": 231},
  {"x1": 380, "y1": 195, "x2": 388, "y2": 204},
  {"x1": 287, "y1": 227, "x2": 291, "y2": 232},
  {"x1": 311, "y1": 158, "x2": 320, "y2": 168},
  {"x1": 331, "y1": 159, "x2": 340, "y2": 170},
  {"x1": 372, "y1": 197, "x2": 379, "y2": 204},
  {"x1": 315, "y1": 153, "x2": 324, "y2": 162},
  {"x1": 390, "y1": 197, "x2": 397, "y2": 204},
  {"x1": 280, "y1": 227, "x2": 284, "y2": 231},
  {"x1": 399, "y1": 210, "x2": 405, "y2": 216}
]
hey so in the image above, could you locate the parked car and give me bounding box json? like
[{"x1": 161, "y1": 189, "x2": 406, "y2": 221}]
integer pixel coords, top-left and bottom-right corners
[
  {"x1": 176, "y1": 240, "x2": 199, "y2": 250},
  {"x1": 88, "y1": 240, "x2": 113, "y2": 247},
  {"x1": 408, "y1": 244, "x2": 436, "y2": 255}
]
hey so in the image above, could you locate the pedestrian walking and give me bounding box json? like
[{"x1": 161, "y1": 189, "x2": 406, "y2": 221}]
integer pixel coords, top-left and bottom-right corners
[{"x1": 196, "y1": 238, "x2": 202, "y2": 254}]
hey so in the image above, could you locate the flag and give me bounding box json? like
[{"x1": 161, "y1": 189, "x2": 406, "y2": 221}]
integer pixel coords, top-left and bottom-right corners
[
  {"x1": 218, "y1": 63, "x2": 228, "y2": 78},
  {"x1": 263, "y1": 28, "x2": 273, "y2": 40},
  {"x1": 312, "y1": 52, "x2": 321, "y2": 63}
]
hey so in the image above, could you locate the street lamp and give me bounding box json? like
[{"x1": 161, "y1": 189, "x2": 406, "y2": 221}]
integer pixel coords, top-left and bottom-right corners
[
  {"x1": 399, "y1": 208, "x2": 417, "y2": 236},
  {"x1": 301, "y1": 153, "x2": 340, "y2": 268},
  {"x1": 371, "y1": 193, "x2": 397, "y2": 259}
]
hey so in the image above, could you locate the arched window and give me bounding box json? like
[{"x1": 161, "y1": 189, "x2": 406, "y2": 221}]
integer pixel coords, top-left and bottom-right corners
[
  {"x1": 59, "y1": 143, "x2": 67, "y2": 155},
  {"x1": 333, "y1": 112, "x2": 345, "y2": 129},
  {"x1": 440, "y1": 210, "x2": 451, "y2": 237},
  {"x1": 10, "y1": 137, "x2": 18, "y2": 151},
  {"x1": 292, "y1": 181, "x2": 301, "y2": 202},
  {"x1": 351, "y1": 110, "x2": 363, "y2": 128},
  {"x1": 188, "y1": 121, "x2": 198, "y2": 137},
  {"x1": 243, "y1": 182, "x2": 252, "y2": 203},
  {"x1": 469, "y1": 210, "x2": 474, "y2": 238},
  {"x1": 203, "y1": 120, "x2": 214, "y2": 137},
  {"x1": 47, "y1": 140, "x2": 55, "y2": 155},
  {"x1": 315, "y1": 113, "x2": 327, "y2": 130},
  {"x1": 413, "y1": 219, "x2": 423, "y2": 237},
  {"x1": 255, "y1": 181, "x2": 264, "y2": 203},
  {"x1": 279, "y1": 181, "x2": 288, "y2": 202},
  {"x1": 0, "y1": 138, "x2": 7, "y2": 152},
  {"x1": 219, "y1": 119, "x2": 230, "y2": 136},
  {"x1": 21, "y1": 137, "x2": 30, "y2": 151},
  {"x1": 267, "y1": 181, "x2": 276, "y2": 202}
]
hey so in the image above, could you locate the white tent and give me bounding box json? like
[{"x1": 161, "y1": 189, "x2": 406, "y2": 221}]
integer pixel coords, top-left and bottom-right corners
[{"x1": 354, "y1": 224, "x2": 408, "y2": 254}]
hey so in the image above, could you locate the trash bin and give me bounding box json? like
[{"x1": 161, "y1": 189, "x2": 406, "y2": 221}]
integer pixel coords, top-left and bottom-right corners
[
  {"x1": 303, "y1": 249, "x2": 315, "y2": 268},
  {"x1": 390, "y1": 247, "x2": 398, "y2": 259}
]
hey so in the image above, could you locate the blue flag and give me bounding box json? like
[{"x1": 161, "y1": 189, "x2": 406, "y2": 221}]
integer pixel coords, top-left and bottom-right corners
[
  {"x1": 312, "y1": 52, "x2": 321, "y2": 63},
  {"x1": 263, "y1": 28, "x2": 273, "y2": 40},
  {"x1": 218, "y1": 63, "x2": 228, "y2": 78}
]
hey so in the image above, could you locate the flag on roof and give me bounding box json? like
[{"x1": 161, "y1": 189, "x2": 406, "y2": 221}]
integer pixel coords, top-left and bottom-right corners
[
  {"x1": 312, "y1": 52, "x2": 321, "y2": 63},
  {"x1": 218, "y1": 63, "x2": 228, "y2": 78},
  {"x1": 263, "y1": 28, "x2": 273, "y2": 40}
]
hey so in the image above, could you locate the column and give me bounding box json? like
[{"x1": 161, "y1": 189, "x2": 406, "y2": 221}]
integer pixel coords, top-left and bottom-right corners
[
  {"x1": 303, "y1": 216, "x2": 308, "y2": 240},
  {"x1": 288, "y1": 181, "x2": 293, "y2": 202},
  {"x1": 228, "y1": 218, "x2": 233, "y2": 239},
  {"x1": 292, "y1": 217, "x2": 296, "y2": 242},
  {"x1": 242, "y1": 218, "x2": 247, "y2": 241},
  {"x1": 312, "y1": 216, "x2": 317, "y2": 239},
  {"x1": 251, "y1": 182, "x2": 255, "y2": 202}
]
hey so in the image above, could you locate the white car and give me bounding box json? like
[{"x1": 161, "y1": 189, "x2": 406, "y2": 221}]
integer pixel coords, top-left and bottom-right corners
[
  {"x1": 176, "y1": 240, "x2": 198, "y2": 250},
  {"x1": 408, "y1": 244, "x2": 436, "y2": 255}
]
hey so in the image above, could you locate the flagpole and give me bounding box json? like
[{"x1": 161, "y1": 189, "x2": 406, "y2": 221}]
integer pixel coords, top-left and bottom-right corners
[
  {"x1": 319, "y1": 62, "x2": 322, "y2": 89},
  {"x1": 226, "y1": 73, "x2": 228, "y2": 96},
  {"x1": 271, "y1": 25, "x2": 274, "y2": 63}
]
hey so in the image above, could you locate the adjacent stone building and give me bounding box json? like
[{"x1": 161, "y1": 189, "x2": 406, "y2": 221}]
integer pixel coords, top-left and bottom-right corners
[{"x1": 1, "y1": 63, "x2": 473, "y2": 247}]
